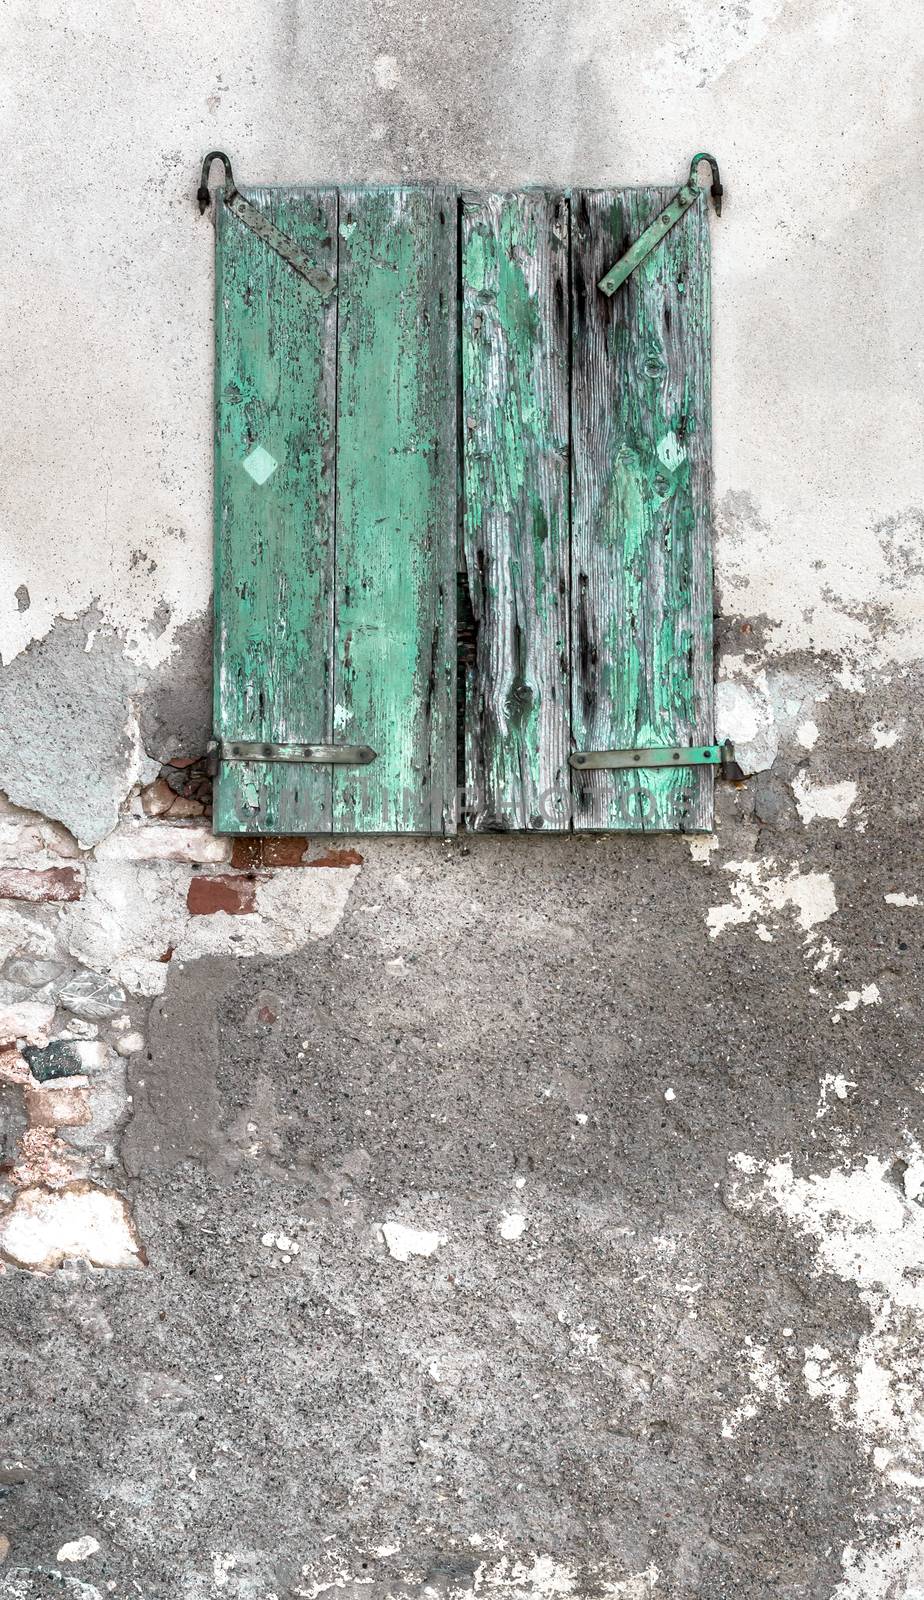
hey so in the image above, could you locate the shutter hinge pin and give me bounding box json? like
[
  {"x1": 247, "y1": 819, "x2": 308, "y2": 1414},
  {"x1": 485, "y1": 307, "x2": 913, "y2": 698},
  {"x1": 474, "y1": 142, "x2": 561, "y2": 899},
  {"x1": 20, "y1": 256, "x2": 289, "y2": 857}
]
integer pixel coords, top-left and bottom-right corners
[
  {"x1": 689, "y1": 152, "x2": 723, "y2": 218},
  {"x1": 598, "y1": 150, "x2": 723, "y2": 296},
  {"x1": 195, "y1": 150, "x2": 336, "y2": 297},
  {"x1": 197, "y1": 150, "x2": 236, "y2": 215}
]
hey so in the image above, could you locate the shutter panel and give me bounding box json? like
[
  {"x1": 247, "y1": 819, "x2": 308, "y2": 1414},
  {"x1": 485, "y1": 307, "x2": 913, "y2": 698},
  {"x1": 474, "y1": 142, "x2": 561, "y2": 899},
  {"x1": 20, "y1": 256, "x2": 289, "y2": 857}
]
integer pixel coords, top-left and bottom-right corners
[
  {"x1": 461, "y1": 193, "x2": 571, "y2": 831},
  {"x1": 213, "y1": 187, "x2": 338, "y2": 835},
  {"x1": 213, "y1": 186, "x2": 456, "y2": 836},
  {"x1": 571, "y1": 188, "x2": 714, "y2": 832},
  {"x1": 211, "y1": 175, "x2": 715, "y2": 838},
  {"x1": 333, "y1": 189, "x2": 457, "y2": 834}
]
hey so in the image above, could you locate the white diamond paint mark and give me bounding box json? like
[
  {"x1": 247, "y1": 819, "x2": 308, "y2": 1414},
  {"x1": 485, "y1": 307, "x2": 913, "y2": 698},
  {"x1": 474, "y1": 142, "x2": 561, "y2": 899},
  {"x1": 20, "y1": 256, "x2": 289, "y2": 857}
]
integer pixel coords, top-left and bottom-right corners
[{"x1": 242, "y1": 446, "x2": 278, "y2": 485}]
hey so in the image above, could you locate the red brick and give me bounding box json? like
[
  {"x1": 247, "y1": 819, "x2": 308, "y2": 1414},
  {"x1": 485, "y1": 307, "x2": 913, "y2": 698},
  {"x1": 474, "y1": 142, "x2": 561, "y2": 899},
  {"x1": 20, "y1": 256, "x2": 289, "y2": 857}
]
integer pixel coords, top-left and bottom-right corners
[
  {"x1": 304, "y1": 847, "x2": 364, "y2": 868},
  {"x1": 230, "y1": 837, "x2": 264, "y2": 869},
  {"x1": 187, "y1": 874, "x2": 258, "y2": 916},
  {"x1": 262, "y1": 837, "x2": 312, "y2": 866},
  {"x1": 228, "y1": 838, "x2": 363, "y2": 869},
  {"x1": 0, "y1": 866, "x2": 82, "y2": 903},
  {"x1": 165, "y1": 795, "x2": 205, "y2": 819},
  {"x1": 140, "y1": 777, "x2": 174, "y2": 817},
  {"x1": 230, "y1": 836, "x2": 306, "y2": 868}
]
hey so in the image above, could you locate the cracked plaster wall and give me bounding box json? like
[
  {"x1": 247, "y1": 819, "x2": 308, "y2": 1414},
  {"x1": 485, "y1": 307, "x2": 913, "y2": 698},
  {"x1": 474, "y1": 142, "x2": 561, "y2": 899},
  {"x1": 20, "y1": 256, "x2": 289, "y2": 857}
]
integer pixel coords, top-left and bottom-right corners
[
  {"x1": 0, "y1": 0, "x2": 921, "y2": 840},
  {"x1": 1, "y1": 0, "x2": 923, "y2": 1596}
]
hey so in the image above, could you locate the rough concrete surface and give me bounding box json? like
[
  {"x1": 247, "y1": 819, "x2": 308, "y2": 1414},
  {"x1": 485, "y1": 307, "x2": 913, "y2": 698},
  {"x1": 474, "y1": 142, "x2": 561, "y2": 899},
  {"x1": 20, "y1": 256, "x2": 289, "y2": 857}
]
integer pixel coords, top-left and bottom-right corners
[
  {"x1": 1, "y1": 0, "x2": 923, "y2": 1594},
  {"x1": 3, "y1": 750, "x2": 924, "y2": 1595}
]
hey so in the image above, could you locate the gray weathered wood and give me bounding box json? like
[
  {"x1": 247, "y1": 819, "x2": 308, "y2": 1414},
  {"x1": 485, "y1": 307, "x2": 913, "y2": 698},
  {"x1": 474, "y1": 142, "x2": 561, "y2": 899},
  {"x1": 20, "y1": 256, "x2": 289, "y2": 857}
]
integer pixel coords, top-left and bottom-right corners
[
  {"x1": 570, "y1": 187, "x2": 714, "y2": 832},
  {"x1": 461, "y1": 192, "x2": 571, "y2": 831}
]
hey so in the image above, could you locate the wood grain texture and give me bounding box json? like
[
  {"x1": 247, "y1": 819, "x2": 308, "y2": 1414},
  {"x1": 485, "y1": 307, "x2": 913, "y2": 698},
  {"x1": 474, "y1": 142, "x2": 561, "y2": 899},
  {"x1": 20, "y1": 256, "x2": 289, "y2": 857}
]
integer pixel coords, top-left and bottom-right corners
[
  {"x1": 333, "y1": 188, "x2": 457, "y2": 834},
  {"x1": 213, "y1": 187, "x2": 338, "y2": 834},
  {"x1": 461, "y1": 193, "x2": 571, "y2": 831},
  {"x1": 571, "y1": 187, "x2": 714, "y2": 832}
]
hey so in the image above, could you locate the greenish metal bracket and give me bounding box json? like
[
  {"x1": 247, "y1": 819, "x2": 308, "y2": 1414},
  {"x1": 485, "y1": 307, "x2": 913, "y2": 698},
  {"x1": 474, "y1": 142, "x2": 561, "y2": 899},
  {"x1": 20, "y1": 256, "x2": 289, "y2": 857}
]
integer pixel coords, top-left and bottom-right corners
[
  {"x1": 570, "y1": 740, "x2": 742, "y2": 779},
  {"x1": 597, "y1": 153, "x2": 723, "y2": 296},
  {"x1": 198, "y1": 151, "x2": 336, "y2": 297}
]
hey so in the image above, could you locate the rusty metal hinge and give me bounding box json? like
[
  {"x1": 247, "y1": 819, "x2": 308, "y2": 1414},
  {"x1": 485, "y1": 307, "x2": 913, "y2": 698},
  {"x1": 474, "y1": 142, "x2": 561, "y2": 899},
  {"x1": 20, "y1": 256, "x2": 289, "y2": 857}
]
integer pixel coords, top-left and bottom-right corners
[
  {"x1": 597, "y1": 152, "x2": 723, "y2": 296},
  {"x1": 570, "y1": 740, "x2": 742, "y2": 780},
  {"x1": 206, "y1": 740, "x2": 377, "y2": 772},
  {"x1": 197, "y1": 151, "x2": 336, "y2": 298}
]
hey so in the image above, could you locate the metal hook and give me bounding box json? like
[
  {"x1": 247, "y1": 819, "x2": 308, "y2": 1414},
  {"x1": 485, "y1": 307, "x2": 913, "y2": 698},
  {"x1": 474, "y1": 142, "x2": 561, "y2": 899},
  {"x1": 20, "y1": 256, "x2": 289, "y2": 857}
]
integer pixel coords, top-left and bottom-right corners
[
  {"x1": 197, "y1": 150, "x2": 236, "y2": 215},
  {"x1": 688, "y1": 152, "x2": 723, "y2": 218}
]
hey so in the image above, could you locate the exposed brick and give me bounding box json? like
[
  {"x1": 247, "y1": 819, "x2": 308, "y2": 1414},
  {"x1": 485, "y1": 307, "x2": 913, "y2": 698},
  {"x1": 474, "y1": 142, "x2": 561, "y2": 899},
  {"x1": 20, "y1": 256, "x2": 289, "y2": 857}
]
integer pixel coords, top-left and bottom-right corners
[
  {"x1": 229, "y1": 838, "x2": 364, "y2": 869},
  {"x1": 230, "y1": 837, "x2": 297, "y2": 868},
  {"x1": 263, "y1": 837, "x2": 312, "y2": 866},
  {"x1": 0, "y1": 866, "x2": 82, "y2": 902},
  {"x1": 0, "y1": 1046, "x2": 30, "y2": 1087},
  {"x1": 304, "y1": 847, "x2": 364, "y2": 868},
  {"x1": 187, "y1": 874, "x2": 258, "y2": 916},
  {"x1": 10, "y1": 1127, "x2": 77, "y2": 1188},
  {"x1": 24, "y1": 1080, "x2": 92, "y2": 1129},
  {"x1": 140, "y1": 777, "x2": 175, "y2": 817},
  {"x1": 0, "y1": 1001, "x2": 55, "y2": 1048},
  {"x1": 164, "y1": 795, "x2": 205, "y2": 819}
]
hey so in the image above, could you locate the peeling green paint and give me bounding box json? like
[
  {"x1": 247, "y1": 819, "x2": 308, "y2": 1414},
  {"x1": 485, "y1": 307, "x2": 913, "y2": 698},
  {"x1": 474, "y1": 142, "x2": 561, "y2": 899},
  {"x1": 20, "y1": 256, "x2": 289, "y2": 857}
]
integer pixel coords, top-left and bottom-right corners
[
  {"x1": 571, "y1": 187, "x2": 713, "y2": 832},
  {"x1": 461, "y1": 193, "x2": 571, "y2": 831},
  {"x1": 213, "y1": 185, "x2": 713, "y2": 837}
]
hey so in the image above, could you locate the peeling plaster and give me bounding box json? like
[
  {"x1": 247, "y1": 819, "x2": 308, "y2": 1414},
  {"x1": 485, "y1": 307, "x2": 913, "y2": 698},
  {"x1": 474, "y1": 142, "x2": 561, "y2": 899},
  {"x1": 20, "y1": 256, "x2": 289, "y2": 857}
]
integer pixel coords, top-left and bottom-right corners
[
  {"x1": 706, "y1": 859, "x2": 838, "y2": 941},
  {"x1": 792, "y1": 773, "x2": 859, "y2": 828},
  {"x1": 836, "y1": 984, "x2": 881, "y2": 1014},
  {"x1": 728, "y1": 1149, "x2": 924, "y2": 1502},
  {"x1": 721, "y1": 1340, "x2": 789, "y2": 1439},
  {"x1": 60, "y1": 859, "x2": 360, "y2": 997},
  {"x1": 715, "y1": 660, "x2": 830, "y2": 777},
  {"x1": 380, "y1": 1221, "x2": 447, "y2": 1262},
  {"x1": 295, "y1": 1554, "x2": 661, "y2": 1600},
  {"x1": 0, "y1": 614, "x2": 157, "y2": 847},
  {"x1": 0, "y1": 1182, "x2": 143, "y2": 1271},
  {"x1": 832, "y1": 1533, "x2": 924, "y2": 1599},
  {"x1": 56, "y1": 1539, "x2": 100, "y2": 1564}
]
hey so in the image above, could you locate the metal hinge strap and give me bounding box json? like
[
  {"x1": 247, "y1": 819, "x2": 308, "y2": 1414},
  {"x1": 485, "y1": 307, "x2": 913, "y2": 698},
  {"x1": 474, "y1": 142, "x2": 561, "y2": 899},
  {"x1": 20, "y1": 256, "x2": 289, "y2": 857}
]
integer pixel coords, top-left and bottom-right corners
[
  {"x1": 570, "y1": 740, "x2": 742, "y2": 779},
  {"x1": 197, "y1": 151, "x2": 336, "y2": 298},
  {"x1": 215, "y1": 741, "x2": 377, "y2": 766},
  {"x1": 598, "y1": 152, "x2": 723, "y2": 296}
]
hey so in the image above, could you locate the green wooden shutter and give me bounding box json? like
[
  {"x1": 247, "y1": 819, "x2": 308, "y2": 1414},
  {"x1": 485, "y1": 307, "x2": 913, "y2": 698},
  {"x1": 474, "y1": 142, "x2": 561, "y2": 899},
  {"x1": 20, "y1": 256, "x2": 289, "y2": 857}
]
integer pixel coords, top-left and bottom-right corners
[
  {"x1": 213, "y1": 186, "x2": 338, "y2": 835},
  {"x1": 570, "y1": 188, "x2": 713, "y2": 833},
  {"x1": 211, "y1": 178, "x2": 713, "y2": 836},
  {"x1": 213, "y1": 185, "x2": 456, "y2": 837},
  {"x1": 460, "y1": 192, "x2": 571, "y2": 832}
]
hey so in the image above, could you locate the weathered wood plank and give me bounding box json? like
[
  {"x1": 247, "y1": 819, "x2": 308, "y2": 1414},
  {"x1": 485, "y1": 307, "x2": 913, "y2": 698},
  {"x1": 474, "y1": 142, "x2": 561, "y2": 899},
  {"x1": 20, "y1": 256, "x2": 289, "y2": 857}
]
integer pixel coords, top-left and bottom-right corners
[
  {"x1": 571, "y1": 187, "x2": 714, "y2": 832},
  {"x1": 461, "y1": 193, "x2": 571, "y2": 831},
  {"x1": 333, "y1": 188, "x2": 457, "y2": 834},
  {"x1": 213, "y1": 186, "x2": 338, "y2": 834}
]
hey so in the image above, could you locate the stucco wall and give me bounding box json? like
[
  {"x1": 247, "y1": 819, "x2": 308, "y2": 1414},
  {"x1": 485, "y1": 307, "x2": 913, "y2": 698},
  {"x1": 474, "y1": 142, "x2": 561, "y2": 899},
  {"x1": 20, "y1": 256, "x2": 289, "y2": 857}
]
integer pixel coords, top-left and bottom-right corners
[{"x1": 1, "y1": 1, "x2": 923, "y2": 1596}]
